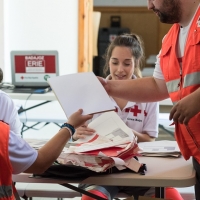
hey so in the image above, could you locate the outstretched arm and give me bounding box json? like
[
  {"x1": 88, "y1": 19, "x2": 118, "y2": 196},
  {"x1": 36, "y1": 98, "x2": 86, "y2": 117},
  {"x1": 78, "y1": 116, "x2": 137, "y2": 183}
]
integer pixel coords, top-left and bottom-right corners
[
  {"x1": 98, "y1": 76, "x2": 169, "y2": 103},
  {"x1": 24, "y1": 109, "x2": 92, "y2": 174}
]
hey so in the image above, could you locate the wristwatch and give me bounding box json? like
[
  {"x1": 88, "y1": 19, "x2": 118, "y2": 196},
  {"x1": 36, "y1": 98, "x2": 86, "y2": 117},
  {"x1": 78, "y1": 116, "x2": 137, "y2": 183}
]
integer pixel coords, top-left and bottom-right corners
[{"x1": 60, "y1": 123, "x2": 75, "y2": 136}]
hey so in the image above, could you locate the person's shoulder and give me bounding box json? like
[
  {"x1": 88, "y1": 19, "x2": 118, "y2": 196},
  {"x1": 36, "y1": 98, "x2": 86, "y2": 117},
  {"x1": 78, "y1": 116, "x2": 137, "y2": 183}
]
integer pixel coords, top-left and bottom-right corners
[
  {"x1": 0, "y1": 90, "x2": 15, "y2": 108},
  {"x1": 144, "y1": 101, "x2": 159, "y2": 108},
  {"x1": 0, "y1": 90, "x2": 12, "y2": 101},
  {"x1": 0, "y1": 89, "x2": 9, "y2": 96}
]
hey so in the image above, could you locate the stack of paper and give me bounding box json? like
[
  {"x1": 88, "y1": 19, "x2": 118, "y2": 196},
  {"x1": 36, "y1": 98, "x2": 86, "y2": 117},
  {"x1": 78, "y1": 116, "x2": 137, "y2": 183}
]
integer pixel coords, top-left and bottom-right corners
[
  {"x1": 138, "y1": 140, "x2": 181, "y2": 157},
  {"x1": 58, "y1": 111, "x2": 141, "y2": 173}
]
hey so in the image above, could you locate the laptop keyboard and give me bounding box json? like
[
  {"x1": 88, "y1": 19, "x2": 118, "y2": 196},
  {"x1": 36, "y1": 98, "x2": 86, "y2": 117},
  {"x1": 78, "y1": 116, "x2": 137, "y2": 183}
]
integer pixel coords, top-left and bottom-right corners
[
  {"x1": 11, "y1": 88, "x2": 37, "y2": 93},
  {"x1": 1, "y1": 87, "x2": 49, "y2": 94}
]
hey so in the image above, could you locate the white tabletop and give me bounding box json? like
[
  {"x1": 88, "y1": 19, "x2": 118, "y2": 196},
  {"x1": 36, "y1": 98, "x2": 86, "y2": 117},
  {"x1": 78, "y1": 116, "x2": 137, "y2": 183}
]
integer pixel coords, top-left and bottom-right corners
[
  {"x1": 8, "y1": 92, "x2": 173, "y2": 107},
  {"x1": 8, "y1": 91, "x2": 56, "y2": 101},
  {"x1": 13, "y1": 156, "x2": 195, "y2": 188},
  {"x1": 18, "y1": 100, "x2": 67, "y2": 123},
  {"x1": 83, "y1": 156, "x2": 195, "y2": 187}
]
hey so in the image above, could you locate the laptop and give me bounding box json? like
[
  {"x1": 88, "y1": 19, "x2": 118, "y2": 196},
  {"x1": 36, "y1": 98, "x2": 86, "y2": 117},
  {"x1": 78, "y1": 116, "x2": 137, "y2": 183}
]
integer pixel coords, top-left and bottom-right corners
[{"x1": 3, "y1": 50, "x2": 59, "y2": 93}]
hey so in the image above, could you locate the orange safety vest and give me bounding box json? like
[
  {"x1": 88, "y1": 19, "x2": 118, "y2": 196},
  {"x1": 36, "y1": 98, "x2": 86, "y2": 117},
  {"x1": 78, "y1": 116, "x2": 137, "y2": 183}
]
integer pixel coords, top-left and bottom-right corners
[
  {"x1": 0, "y1": 121, "x2": 15, "y2": 200},
  {"x1": 160, "y1": 6, "x2": 200, "y2": 163}
]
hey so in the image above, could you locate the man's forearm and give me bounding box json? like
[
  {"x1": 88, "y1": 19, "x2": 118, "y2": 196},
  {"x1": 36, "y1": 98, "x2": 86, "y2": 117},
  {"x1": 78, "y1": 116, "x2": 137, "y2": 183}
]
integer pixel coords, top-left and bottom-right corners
[{"x1": 107, "y1": 77, "x2": 169, "y2": 102}]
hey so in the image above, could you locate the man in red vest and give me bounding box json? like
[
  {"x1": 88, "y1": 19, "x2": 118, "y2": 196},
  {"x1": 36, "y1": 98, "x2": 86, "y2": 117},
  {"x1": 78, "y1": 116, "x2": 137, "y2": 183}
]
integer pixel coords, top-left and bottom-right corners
[
  {"x1": 98, "y1": 0, "x2": 200, "y2": 199},
  {"x1": 0, "y1": 109, "x2": 91, "y2": 200}
]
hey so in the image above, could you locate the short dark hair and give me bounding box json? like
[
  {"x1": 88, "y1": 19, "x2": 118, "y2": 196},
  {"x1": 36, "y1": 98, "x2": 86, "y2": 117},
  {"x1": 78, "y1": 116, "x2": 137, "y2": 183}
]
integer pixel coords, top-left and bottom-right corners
[{"x1": 0, "y1": 68, "x2": 3, "y2": 83}]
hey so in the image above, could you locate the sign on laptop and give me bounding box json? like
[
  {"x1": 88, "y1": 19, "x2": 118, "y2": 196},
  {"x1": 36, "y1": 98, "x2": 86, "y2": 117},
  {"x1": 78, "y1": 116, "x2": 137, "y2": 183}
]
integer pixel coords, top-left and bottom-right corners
[{"x1": 11, "y1": 50, "x2": 59, "y2": 88}]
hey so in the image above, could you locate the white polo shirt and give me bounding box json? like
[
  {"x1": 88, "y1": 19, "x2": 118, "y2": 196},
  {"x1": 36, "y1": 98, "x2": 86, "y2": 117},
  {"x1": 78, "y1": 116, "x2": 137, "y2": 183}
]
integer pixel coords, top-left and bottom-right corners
[
  {"x1": 0, "y1": 90, "x2": 22, "y2": 137},
  {"x1": 93, "y1": 75, "x2": 159, "y2": 138},
  {"x1": 111, "y1": 98, "x2": 158, "y2": 138},
  {"x1": 0, "y1": 91, "x2": 37, "y2": 173},
  {"x1": 9, "y1": 130, "x2": 38, "y2": 174},
  {"x1": 94, "y1": 98, "x2": 159, "y2": 138}
]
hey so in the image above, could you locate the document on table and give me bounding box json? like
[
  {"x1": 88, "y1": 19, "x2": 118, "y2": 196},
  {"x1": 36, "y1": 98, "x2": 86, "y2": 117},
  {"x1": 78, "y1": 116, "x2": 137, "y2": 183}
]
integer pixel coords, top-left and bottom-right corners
[
  {"x1": 47, "y1": 72, "x2": 115, "y2": 117},
  {"x1": 138, "y1": 140, "x2": 181, "y2": 157},
  {"x1": 69, "y1": 111, "x2": 136, "y2": 153},
  {"x1": 59, "y1": 111, "x2": 141, "y2": 173}
]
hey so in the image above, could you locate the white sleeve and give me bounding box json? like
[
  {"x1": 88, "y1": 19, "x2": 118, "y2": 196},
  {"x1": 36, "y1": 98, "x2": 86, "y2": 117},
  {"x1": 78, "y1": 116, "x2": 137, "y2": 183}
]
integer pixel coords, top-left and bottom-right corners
[
  {"x1": 153, "y1": 35, "x2": 168, "y2": 80},
  {"x1": 9, "y1": 130, "x2": 38, "y2": 174},
  {"x1": 0, "y1": 91, "x2": 22, "y2": 137},
  {"x1": 142, "y1": 102, "x2": 159, "y2": 138},
  {"x1": 153, "y1": 52, "x2": 165, "y2": 80}
]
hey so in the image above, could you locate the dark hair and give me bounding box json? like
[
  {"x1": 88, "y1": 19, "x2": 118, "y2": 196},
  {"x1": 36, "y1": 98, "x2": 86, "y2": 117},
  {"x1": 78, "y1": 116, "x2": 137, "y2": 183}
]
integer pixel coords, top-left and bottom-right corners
[
  {"x1": 103, "y1": 33, "x2": 145, "y2": 78},
  {"x1": 0, "y1": 68, "x2": 3, "y2": 83}
]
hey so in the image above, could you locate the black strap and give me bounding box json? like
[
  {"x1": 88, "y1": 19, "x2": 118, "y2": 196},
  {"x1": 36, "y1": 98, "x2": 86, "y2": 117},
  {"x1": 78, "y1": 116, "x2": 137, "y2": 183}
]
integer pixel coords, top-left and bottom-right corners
[{"x1": 60, "y1": 183, "x2": 107, "y2": 200}]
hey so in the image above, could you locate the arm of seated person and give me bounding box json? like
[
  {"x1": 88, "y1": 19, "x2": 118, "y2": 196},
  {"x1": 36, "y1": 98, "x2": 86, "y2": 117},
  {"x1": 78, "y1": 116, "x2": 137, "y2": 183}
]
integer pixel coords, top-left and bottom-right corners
[
  {"x1": 132, "y1": 130, "x2": 155, "y2": 143},
  {"x1": 72, "y1": 124, "x2": 95, "y2": 141},
  {"x1": 24, "y1": 109, "x2": 92, "y2": 174}
]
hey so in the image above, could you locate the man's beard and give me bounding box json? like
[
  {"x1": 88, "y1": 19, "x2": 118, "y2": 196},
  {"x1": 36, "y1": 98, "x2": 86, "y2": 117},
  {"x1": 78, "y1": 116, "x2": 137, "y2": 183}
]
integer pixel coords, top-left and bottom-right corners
[{"x1": 154, "y1": 0, "x2": 182, "y2": 24}]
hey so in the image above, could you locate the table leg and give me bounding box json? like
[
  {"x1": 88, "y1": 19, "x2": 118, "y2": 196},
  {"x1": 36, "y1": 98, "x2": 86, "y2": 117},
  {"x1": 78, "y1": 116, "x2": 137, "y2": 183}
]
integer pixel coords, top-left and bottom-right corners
[{"x1": 155, "y1": 187, "x2": 165, "y2": 198}]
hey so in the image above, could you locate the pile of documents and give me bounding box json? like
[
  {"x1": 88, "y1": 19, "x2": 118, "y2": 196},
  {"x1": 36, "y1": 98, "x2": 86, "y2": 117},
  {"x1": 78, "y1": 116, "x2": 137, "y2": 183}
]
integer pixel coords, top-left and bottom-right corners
[
  {"x1": 138, "y1": 140, "x2": 181, "y2": 157},
  {"x1": 58, "y1": 111, "x2": 142, "y2": 173}
]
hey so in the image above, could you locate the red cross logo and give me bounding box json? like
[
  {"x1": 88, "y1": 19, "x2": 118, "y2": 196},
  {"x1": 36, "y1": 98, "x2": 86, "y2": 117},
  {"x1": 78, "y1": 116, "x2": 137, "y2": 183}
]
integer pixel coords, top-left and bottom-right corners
[
  {"x1": 20, "y1": 76, "x2": 24, "y2": 80},
  {"x1": 130, "y1": 105, "x2": 141, "y2": 116}
]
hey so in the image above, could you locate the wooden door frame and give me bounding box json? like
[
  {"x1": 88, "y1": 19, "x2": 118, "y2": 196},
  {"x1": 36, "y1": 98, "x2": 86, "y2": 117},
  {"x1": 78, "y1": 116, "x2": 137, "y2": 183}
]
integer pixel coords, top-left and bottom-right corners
[{"x1": 78, "y1": 0, "x2": 93, "y2": 72}]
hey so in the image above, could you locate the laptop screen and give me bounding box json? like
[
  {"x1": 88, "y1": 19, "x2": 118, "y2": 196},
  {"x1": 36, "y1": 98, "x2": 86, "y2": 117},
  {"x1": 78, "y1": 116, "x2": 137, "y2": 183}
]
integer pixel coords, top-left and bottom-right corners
[{"x1": 11, "y1": 50, "x2": 59, "y2": 87}]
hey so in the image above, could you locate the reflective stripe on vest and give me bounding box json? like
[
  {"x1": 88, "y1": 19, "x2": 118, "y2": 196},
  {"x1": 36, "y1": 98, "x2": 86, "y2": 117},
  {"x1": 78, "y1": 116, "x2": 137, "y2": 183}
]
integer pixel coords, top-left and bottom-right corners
[
  {"x1": 0, "y1": 185, "x2": 12, "y2": 198},
  {"x1": 166, "y1": 79, "x2": 180, "y2": 93},
  {"x1": 183, "y1": 71, "x2": 200, "y2": 88},
  {"x1": 166, "y1": 71, "x2": 200, "y2": 93}
]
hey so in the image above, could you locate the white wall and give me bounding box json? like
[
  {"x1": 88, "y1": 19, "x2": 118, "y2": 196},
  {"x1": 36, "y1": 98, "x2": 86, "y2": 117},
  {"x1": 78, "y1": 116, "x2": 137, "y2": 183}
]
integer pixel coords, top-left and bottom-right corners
[
  {"x1": 94, "y1": 0, "x2": 147, "y2": 7},
  {"x1": 3, "y1": 0, "x2": 78, "y2": 82},
  {"x1": 0, "y1": 0, "x2": 149, "y2": 83}
]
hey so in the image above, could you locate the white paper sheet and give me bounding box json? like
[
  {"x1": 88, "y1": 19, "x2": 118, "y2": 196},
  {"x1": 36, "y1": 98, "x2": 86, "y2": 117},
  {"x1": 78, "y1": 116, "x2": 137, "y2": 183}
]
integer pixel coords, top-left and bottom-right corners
[
  {"x1": 47, "y1": 72, "x2": 115, "y2": 117},
  {"x1": 71, "y1": 111, "x2": 135, "y2": 153},
  {"x1": 138, "y1": 140, "x2": 181, "y2": 157}
]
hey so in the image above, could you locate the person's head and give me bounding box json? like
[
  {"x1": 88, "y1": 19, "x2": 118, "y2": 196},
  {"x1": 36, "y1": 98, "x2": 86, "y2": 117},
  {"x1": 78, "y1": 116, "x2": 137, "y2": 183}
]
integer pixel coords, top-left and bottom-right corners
[
  {"x1": 103, "y1": 33, "x2": 145, "y2": 80},
  {"x1": 0, "y1": 68, "x2": 3, "y2": 83},
  {"x1": 147, "y1": 0, "x2": 182, "y2": 24}
]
